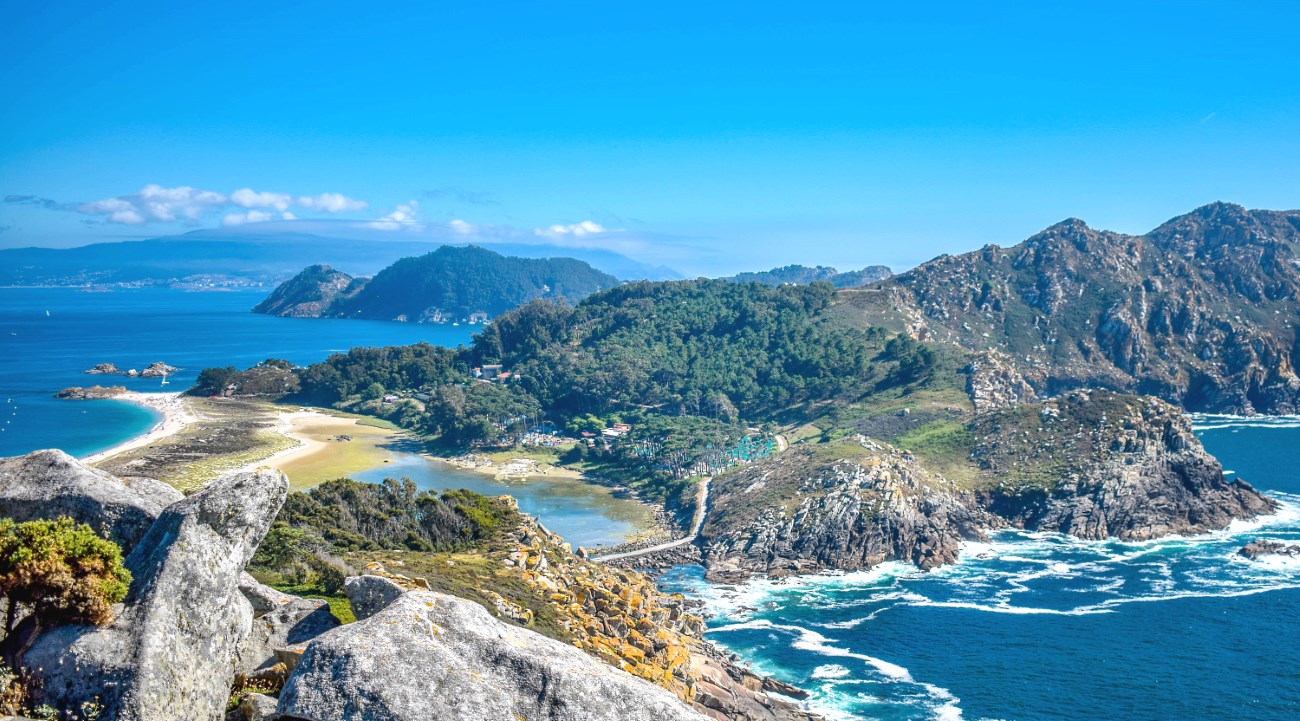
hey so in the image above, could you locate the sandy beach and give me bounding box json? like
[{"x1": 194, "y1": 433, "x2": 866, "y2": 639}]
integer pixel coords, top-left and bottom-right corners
[{"x1": 82, "y1": 391, "x2": 198, "y2": 464}]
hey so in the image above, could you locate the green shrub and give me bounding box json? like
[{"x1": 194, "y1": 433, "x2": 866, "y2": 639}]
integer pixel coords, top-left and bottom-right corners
[{"x1": 0, "y1": 518, "x2": 131, "y2": 631}]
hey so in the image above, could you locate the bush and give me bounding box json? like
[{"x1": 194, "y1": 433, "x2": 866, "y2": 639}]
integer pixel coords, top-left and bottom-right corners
[{"x1": 0, "y1": 517, "x2": 131, "y2": 634}]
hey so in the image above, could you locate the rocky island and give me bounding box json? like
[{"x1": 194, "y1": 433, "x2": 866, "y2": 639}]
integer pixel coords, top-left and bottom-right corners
[
  {"x1": 84, "y1": 361, "x2": 181, "y2": 378},
  {"x1": 54, "y1": 384, "x2": 127, "y2": 399}
]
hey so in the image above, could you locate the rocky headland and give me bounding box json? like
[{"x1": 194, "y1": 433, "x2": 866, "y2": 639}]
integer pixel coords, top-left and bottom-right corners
[{"x1": 699, "y1": 391, "x2": 1277, "y2": 581}]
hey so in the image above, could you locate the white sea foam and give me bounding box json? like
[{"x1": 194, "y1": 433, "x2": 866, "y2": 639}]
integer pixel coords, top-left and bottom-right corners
[
  {"x1": 811, "y1": 664, "x2": 852, "y2": 679},
  {"x1": 1190, "y1": 412, "x2": 1300, "y2": 431}
]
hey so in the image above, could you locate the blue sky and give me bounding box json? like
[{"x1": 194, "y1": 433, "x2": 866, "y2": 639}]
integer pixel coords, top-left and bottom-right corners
[{"x1": 1, "y1": 1, "x2": 1297, "y2": 275}]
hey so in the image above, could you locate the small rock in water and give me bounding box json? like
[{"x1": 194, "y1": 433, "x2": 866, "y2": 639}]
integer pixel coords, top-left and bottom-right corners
[{"x1": 1239, "y1": 539, "x2": 1300, "y2": 560}]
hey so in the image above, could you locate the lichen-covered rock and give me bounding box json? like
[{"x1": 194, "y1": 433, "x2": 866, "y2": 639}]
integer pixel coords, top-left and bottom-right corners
[
  {"x1": 964, "y1": 350, "x2": 1038, "y2": 411},
  {"x1": 973, "y1": 391, "x2": 1278, "y2": 540},
  {"x1": 0, "y1": 449, "x2": 182, "y2": 552},
  {"x1": 234, "y1": 574, "x2": 340, "y2": 674},
  {"x1": 23, "y1": 468, "x2": 288, "y2": 721},
  {"x1": 343, "y1": 573, "x2": 406, "y2": 620},
  {"x1": 277, "y1": 589, "x2": 710, "y2": 721},
  {"x1": 701, "y1": 440, "x2": 992, "y2": 580}
]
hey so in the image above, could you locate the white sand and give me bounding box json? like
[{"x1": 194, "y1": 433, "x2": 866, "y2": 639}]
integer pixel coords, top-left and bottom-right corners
[{"x1": 82, "y1": 391, "x2": 198, "y2": 463}]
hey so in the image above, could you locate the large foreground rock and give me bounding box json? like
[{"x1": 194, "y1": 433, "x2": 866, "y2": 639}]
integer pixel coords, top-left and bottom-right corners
[
  {"x1": 278, "y1": 589, "x2": 710, "y2": 721},
  {"x1": 0, "y1": 449, "x2": 182, "y2": 552},
  {"x1": 233, "y1": 574, "x2": 340, "y2": 674},
  {"x1": 24, "y1": 468, "x2": 288, "y2": 721}
]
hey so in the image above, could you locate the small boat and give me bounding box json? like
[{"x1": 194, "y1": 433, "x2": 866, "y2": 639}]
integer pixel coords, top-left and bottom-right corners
[{"x1": 45, "y1": 310, "x2": 50, "y2": 317}]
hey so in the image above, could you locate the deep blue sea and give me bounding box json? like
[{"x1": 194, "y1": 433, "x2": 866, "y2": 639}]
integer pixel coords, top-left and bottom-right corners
[
  {"x1": 0, "y1": 287, "x2": 469, "y2": 459},
  {"x1": 662, "y1": 416, "x2": 1300, "y2": 721}
]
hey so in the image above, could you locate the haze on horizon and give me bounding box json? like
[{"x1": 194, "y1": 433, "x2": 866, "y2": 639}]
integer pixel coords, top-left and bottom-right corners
[{"x1": 1, "y1": 1, "x2": 1297, "y2": 276}]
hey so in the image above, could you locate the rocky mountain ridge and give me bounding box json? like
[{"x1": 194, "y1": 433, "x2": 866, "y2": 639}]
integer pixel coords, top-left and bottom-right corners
[{"x1": 841, "y1": 202, "x2": 1300, "y2": 414}]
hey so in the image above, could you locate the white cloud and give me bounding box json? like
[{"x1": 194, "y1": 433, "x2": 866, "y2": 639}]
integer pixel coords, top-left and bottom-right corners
[
  {"x1": 231, "y1": 188, "x2": 292, "y2": 211},
  {"x1": 73, "y1": 184, "x2": 371, "y2": 226},
  {"x1": 221, "y1": 210, "x2": 276, "y2": 226},
  {"x1": 534, "y1": 220, "x2": 606, "y2": 239},
  {"x1": 136, "y1": 184, "x2": 227, "y2": 221},
  {"x1": 109, "y1": 209, "x2": 145, "y2": 225},
  {"x1": 299, "y1": 192, "x2": 368, "y2": 213},
  {"x1": 367, "y1": 200, "x2": 422, "y2": 231},
  {"x1": 79, "y1": 184, "x2": 227, "y2": 224},
  {"x1": 448, "y1": 219, "x2": 475, "y2": 235}
]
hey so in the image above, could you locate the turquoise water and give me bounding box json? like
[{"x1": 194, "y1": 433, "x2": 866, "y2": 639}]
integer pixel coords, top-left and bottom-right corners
[
  {"x1": 354, "y1": 453, "x2": 652, "y2": 549},
  {"x1": 0, "y1": 287, "x2": 470, "y2": 458},
  {"x1": 662, "y1": 416, "x2": 1300, "y2": 721}
]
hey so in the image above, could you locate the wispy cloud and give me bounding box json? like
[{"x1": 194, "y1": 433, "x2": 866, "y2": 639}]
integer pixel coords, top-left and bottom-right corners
[
  {"x1": 298, "y1": 192, "x2": 368, "y2": 213},
  {"x1": 3, "y1": 194, "x2": 71, "y2": 211},
  {"x1": 367, "y1": 200, "x2": 422, "y2": 231},
  {"x1": 222, "y1": 209, "x2": 298, "y2": 226},
  {"x1": 231, "y1": 188, "x2": 292, "y2": 211},
  {"x1": 534, "y1": 220, "x2": 607, "y2": 240},
  {"x1": 12, "y1": 184, "x2": 372, "y2": 226}
]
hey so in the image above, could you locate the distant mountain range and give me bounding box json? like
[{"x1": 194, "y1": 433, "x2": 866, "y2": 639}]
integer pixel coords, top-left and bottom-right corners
[
  {"x1": 0, "y1": 230, "x2": 680, "y2": 287},
  {"x1": 723, "y1": 263, "x2": 892, "y2": 287},
  {"x1": 254, "y1": 246, "x2": 619, "y2": 322}
]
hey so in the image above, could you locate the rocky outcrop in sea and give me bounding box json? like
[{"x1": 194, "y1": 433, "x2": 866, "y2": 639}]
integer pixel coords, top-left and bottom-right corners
[{"x1": 54, "y1": 385, "x2": 128, "y2": 400}]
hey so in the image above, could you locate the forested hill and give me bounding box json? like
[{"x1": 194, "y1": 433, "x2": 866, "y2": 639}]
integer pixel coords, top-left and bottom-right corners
[
  {"x1": 253, "y1": 245, "x2": 619, "y2": 323},
  {"x1": 839, "y1": 202, "x2": 1300, "y2": 415},
  {"x1": 723, "y1": 264, "x2": 892, "y2": 287}
]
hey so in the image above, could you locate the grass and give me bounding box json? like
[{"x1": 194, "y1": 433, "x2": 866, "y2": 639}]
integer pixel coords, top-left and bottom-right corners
[
  {"x1": 269, "y1": 583, "x2": 356, "y2": 624},
  {"x1": 893, "y1": 418, "x2": 980, "y2": 488}
]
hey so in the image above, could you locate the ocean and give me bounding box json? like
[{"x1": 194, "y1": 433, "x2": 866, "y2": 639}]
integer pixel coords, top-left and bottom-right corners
[
  {"x1": 661, "y1": 415, "x2": 1300, "y2": 721},
  {"x1": 0, "y1": 286, "x2": 467, "y2": 459}
]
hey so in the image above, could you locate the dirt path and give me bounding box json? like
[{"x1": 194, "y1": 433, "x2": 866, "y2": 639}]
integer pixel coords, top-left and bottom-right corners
[{"x1": 593, "y1": 476, "x2": 711, "y2": 562}]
